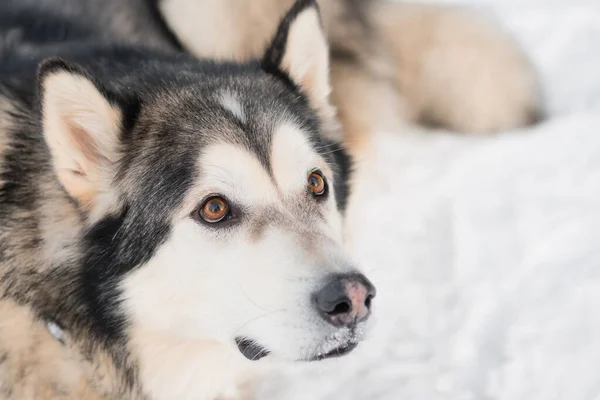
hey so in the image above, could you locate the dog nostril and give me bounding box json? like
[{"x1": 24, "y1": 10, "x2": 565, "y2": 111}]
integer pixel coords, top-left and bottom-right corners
[
  {"x1": 329, "y1": 301, "x2": 351, "y2": 316},
  {"x1": 365, "y1": 294, "x2": 373, "y2": 309},
  {"x1": 314, "y1": 273, "x2": 376, "y2": 326}
]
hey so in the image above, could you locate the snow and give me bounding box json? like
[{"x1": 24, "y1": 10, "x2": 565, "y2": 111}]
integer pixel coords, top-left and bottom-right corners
[{"x1": 257, "y1": 3, "x2": 600, "y2": 400}]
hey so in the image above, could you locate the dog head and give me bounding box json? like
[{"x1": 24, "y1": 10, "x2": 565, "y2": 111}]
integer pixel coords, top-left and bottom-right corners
[{"x1": 37, "y1": 0, "x2": 375, "y2": 372}]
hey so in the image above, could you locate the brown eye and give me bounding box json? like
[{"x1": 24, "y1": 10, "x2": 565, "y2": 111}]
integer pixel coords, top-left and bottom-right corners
[
  {"x1": 308, "y1": 171, "x2": 327, "y2": 196},
  {"x1": 199, "y1": 196, "x2": 229, "y2": 223}
]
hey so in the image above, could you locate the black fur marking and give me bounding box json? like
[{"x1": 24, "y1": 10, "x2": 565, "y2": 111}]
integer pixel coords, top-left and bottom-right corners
[
  {"x1": 330, "y1": 47, "x2": 360, "y2": 64},
  {"x1": 318, "y1": 139, "x2": 353, "y2": 212},
  {"x1": 145, "y1": 0, "x2": 186, "y2": 51},
  {"x1": 80, "y1": 210, "x2": 131, "y2": 342},
  {"x1": 37, "y1": 57, "x2": 88, "y2": 82},
  {"x1": 117, "y1": 95, "x2": 143, "y2": 139}
]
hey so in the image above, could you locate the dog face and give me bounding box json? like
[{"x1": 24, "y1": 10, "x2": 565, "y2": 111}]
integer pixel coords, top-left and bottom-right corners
[
  {"x1": 121, "y1": 113, "x2": 370, "y2": 362},
  {"x1": 38, "y1": 0, "x2": 375, "y2": 368}
]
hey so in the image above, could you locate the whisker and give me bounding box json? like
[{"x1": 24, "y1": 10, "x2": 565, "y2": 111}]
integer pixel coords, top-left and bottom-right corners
[
  {"x1": 236, "y1": 280, "x2": 268, "y2": 311},
  {"x1": 232, "y1": 309, "x2": 286, "y2": 336}
]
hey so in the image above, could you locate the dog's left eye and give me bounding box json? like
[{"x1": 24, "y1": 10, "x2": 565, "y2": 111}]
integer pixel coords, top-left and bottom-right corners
[
  {"x1": 308, "y1": 170, "x2": 327, "y2": 197},
  {"x1": 198, "y1": 196, "x2": 230, "y2": 223}
]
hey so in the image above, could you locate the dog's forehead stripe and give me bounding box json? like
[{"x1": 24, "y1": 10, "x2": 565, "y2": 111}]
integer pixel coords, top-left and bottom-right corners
[{"x1": 218, "y1": 90, "x2": 245, "y2": 123}]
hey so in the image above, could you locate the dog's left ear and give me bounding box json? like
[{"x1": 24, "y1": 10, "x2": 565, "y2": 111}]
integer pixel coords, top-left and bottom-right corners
[
  {"x1": 262, "y1": 0, "x2": 333, "y2": 119},
  {"x1": 37, "y1": 58, "x2": 125, "y2": 215}
]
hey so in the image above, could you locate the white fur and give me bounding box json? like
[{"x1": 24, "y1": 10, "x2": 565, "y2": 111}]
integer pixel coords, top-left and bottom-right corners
[
  {"x1": 45, "y1": 321, "x2": 65, "y2": 344},
  {"x1": 219, "y1": 90, "x2": 246, "y2": 122},
  {"x1": 197, "y1": 143, "x2": 275, "y2": 206},
  {"x1": 270, "y1": 122, "x2": 324, "y2": 194}
]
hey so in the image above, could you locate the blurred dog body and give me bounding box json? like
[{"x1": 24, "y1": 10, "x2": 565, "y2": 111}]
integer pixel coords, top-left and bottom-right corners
[{"x1": 159, "y1": 0, "x2": 542, "y2": 152}]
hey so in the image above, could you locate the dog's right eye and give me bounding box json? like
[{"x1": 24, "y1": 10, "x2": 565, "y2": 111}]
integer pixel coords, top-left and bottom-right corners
[
  {"x1": 308, "y1": 170, "x2": 327, "y2": 197},
  {"x1": 198, "y1": 196, "x2": 230, "y2": 223}
]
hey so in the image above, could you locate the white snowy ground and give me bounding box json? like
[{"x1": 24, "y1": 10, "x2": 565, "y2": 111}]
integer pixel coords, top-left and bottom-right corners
[{"x1": 257, "y1": 2, "x2": 600, "y2": 400}]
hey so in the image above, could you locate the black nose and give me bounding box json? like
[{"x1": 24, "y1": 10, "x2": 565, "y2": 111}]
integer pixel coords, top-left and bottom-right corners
[{"x1": 313, "y1": 273, "x2": 376, "y2": 327}]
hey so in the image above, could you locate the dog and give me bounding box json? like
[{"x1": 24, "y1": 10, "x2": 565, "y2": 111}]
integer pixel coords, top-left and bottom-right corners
[
  {"x1": 0, "y1": 0, "x2": 542, "y2": 399},
  {"x1": 0, "y1": 0, "x2": 378, "y2": 399}
]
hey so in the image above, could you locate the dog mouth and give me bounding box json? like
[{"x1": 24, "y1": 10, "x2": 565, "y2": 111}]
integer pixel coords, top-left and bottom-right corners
[
  {"x1": 310, "y1": 340, "x2": 359, "y2": 361},
  {"x1": 308, "y1": 326, "x2": 364, "y2": 361},
  {"x1": 235, "y1": 336, "x2": 360, "y2": 362},
  {"x1": 235, "y1": 338, "x2": 271, "y2": 361}
]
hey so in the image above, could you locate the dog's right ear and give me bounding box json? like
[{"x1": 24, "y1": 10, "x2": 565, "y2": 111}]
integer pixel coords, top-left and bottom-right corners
[
  {"x1": 262, "y1": 0, "x2": 334, "y2": 122},
  {"x1": 38, "y1": 58, "x2": 123, "y2": 212}
]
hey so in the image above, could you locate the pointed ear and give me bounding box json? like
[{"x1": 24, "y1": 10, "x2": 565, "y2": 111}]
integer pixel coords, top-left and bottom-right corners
[
  {"x1": 38, "y1": 58, "x2": 123, "y2": 210},
  {"x1": 262, "y1": 0, "x2": 334, "y2": 119}
]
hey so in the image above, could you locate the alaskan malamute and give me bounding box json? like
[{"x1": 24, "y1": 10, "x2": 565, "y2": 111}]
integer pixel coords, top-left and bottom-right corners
[{"x1": 0, "y1": 0, "x2": 540, "y2": 399}]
